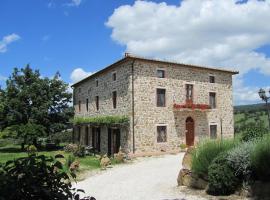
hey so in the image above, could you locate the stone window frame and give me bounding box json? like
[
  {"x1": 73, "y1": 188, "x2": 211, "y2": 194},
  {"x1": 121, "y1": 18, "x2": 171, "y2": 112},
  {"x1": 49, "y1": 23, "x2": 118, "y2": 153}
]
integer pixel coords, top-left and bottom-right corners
[
  {"x1": 209, "y1": 91, "x2": 217, "y2": 109},
  {"x1": 156, "y1": 87, "x2": 167, "y2": 107},
  {"x1": 183, "y1": 81, "x2": 195, "y2": 102},
  {"x1": 209, "y1": 122, "x2": 218, "y2": 139},
  {"x1": 156, "y1": 68, "x2": 166, "y2": 78},
  {"x1": 95, "y1": 78, "x2": 99, "y2": 87},
  {"x1": 209, "y1": 74, "x2": 216, "y2": 83},
  {"x1": 78, "y1": 100, "x2": 81, "y2": 112},
  {"x1": 112, "y1": 71, "x2": 117, "y2": 81},
  {"x1": 86, "y1": 98, "x2": 89, "y2": 112},
  {"x1": 156, "y1": 123, "x2": 168, "y2": 143},
  {"x1": 112, "y1": 91, "x2": 117, "y2": 109},
  {"x1": 95, "y1": 96, "x2": 99, "y2": 111}
]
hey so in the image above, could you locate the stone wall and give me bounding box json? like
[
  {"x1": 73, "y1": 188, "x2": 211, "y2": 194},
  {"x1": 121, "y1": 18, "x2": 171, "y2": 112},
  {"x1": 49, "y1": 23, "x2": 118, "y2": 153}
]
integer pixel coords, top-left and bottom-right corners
[
  {"x1": 73, "y1": 58, "x2": 235, "y2": 155},
  {"x1": 132, "y1": 60, "x2": 234, "y2": 154}
]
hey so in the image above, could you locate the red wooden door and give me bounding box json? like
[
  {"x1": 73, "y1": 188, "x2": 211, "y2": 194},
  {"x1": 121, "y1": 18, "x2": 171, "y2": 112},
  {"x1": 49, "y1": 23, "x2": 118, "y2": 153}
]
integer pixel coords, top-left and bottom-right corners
[{"x1": 186, "y1": 117, "x2": 195, "y2": 146}]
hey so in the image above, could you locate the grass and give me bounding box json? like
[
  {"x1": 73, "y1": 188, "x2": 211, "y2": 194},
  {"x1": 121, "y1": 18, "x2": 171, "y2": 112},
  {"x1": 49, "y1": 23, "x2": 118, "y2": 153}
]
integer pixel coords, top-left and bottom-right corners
[
  {"x1": 251, "y1": 134, "x2": 270, "y2": 181},
  {"x1": 191, "y1": 138, "x2": 238, "y2": 177},
  {"x1": 0, "y1": 145, "x2": 102, "y2": 173}
]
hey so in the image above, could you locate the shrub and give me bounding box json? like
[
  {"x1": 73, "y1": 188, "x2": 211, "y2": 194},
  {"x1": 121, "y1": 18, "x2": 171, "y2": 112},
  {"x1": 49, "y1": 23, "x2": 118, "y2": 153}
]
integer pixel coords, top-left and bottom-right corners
[
  {"x1": 66, "y1": 154, "x2": 76, "y2": 168},
  {"x1": 64, "y1": 143, "x2": 79, "y2": 153},
  {"x1": 241, "y1": 122, "x2": 268, "y2": 142},
  {"x1": 180, "y1": 143, "x2": 187, "y2": 150},
  {"x1": 207, "y1": 153, "x2": 240, "y2": 196},
  {"x1": 26, "y1": 145, "x2": 37, "y2": 155},
  {"x1": 251, "y1": 134, "x2": 270, "y2": 181},
  {"x1": 0, "y1": 154, "x2": 85, "y2": 200},
  {"x1": 51, "y1": 130, "x2": 73, "y2": 144},
  {"x1": 73, "y1": 145, "x2": 86, "y2": 157},
  {"x1": 226, "y1": 141, "x2": 255, "y2": 182},
  {"x1": 191, "y1": 139, "x2": 236, "y2": 177}
]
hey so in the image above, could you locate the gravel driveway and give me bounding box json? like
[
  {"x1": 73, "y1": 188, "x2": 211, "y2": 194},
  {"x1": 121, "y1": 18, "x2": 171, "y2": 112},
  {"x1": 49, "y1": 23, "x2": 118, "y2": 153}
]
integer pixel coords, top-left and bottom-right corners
[{"x1": 75, "y1": 153, "x2": 208, "y2": 200}]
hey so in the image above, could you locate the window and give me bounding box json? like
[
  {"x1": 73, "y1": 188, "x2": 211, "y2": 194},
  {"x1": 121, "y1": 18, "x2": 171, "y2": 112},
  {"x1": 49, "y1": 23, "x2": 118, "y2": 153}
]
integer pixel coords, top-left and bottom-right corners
[
  {"x1": 112, "y1": 91, "x2": 117, "y2": 109},
  {"x1": 95, "y1": 96, "x2": 99, "y2": 111},
  {"x1": 157, "y1": 88, "x2": 166, "y2": 107},
  {"x1": 186, "y1": 84, "x2": 193, "y2": 101},
  {"x1": 95, "y1": 79, "x2": 98, "y2": 87},
  {"x1": 78, "y1": 100, "x2": 81, "y2": 112},
  {"x1": 157, "y1": 126, "x2": 167, "y2": 143},
  {"x1": 112, "y1": 72, "x2": 116, "y2": 81},
  {"x1": 86, "y1": 98, "x2": 89, "y2": 112},
  {"x1": 78, "y1": 88, "x2": 81, "y2": 93},
  {"x1": 157, "y1": 69, "x2": 165, "y2": 78},
  {"x1": 210, "y1": 125, "x2": 217, "y2": 139},
  {"x1": 209, "y1": 76, "x2": 215, "y2": 83},
  {"x1": 209, "y1": 92, "x2": 216, "y2": 109}
]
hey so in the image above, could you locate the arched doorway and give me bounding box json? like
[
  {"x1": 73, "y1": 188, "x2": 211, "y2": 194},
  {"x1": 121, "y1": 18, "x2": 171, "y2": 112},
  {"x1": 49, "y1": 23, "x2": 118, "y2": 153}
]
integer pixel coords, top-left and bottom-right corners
[{"x1": 186, "y1": 117, "x2": 195, "y2": 146}]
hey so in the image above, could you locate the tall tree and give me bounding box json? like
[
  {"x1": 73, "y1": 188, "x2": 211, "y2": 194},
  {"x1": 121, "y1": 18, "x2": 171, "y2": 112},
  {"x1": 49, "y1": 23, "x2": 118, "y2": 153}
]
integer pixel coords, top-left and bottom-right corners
[{"x1": 0, "y1": 65, "x2": 73, "y2": 147}]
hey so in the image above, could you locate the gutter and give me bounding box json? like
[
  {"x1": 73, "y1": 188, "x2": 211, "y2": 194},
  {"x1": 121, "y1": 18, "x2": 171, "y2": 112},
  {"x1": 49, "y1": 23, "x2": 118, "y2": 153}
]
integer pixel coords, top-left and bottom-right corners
[{"x1": 131, "y1": 59, "x2": 136, "y2": 154}]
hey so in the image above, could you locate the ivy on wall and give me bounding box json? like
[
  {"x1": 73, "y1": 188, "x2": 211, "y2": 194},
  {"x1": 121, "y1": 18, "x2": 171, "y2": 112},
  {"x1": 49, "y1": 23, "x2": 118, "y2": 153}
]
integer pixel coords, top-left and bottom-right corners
[{"x1": 72, "y1": 115, "x2": 129, "y2": 125}]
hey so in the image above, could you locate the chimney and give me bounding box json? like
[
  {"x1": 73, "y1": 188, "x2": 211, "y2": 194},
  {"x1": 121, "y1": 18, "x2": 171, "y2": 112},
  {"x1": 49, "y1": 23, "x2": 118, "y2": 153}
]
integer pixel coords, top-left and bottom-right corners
[{"x1": 124, "y1": 52, "x2": 130, "y2": 57}]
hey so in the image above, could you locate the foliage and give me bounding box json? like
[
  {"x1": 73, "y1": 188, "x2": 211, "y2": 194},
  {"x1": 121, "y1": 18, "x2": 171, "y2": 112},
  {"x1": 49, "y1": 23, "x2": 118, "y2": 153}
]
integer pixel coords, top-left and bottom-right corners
[
  {"x1": 0, "y1": 154, "x2": 85, "y2": 200},
  {"x1": 0, "y1": 65, "x2": 73, "y2": 145},
  {"x1": 180, "y1": 143, "x2": 187, "y2": 150},
  {"x1": 240, "y1": 122, "x2": 268, "y2": 142},
  {"x1": 191, "y1": 139, "x2": 237, "y2": 177},
  {"x1": 66, "y1": 154, "x2": 76, "y2": 168},
  {"x1": 27, "y1": 145, "x2": 38, "y2": 155},
  {"x1": 73, "y1": 115, "x2": 129, "y2": 125},
  {"x1": 251, "y1": 134, "x2": 270, "y2": 181},
  {"x1": 51, "y1": 130, "x2": 73, "y2": 144},
  {"x1": 64, "y1": 143, "x2": 79, "y2": 153},
  {"x1": 226, "y1": 141, "x2": 255, "y2": 182},
  {"x1": 73, "y1": 145, "x2": 86, "y2": 157},
  {"x1": 207, "y1": 153, "x2": 240, "y2": 196}
]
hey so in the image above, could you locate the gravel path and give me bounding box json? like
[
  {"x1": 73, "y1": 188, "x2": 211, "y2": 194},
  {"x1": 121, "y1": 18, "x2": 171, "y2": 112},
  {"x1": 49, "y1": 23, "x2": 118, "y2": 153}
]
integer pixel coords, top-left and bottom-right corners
[{"x1": 75, "y1": 153, "x2": 208, "y2": 200}]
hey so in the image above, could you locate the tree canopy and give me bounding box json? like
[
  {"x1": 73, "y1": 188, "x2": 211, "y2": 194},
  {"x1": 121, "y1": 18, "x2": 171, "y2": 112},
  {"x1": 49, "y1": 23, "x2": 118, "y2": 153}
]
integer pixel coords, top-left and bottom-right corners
[{"x1": 0, "y1": 65, "x2": 73, "y2": 145}]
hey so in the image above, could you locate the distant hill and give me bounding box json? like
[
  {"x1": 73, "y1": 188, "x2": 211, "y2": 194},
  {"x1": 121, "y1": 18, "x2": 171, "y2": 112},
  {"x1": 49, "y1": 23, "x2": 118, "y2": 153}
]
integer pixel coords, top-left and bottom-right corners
[{"x1": 234, "y1": 103, "x2": 266, "y2": 113}]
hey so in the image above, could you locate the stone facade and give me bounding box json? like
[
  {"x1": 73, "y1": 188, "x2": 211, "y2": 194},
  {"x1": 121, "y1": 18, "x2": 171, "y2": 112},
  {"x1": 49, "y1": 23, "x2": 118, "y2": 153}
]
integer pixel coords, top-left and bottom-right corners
[{"x1": 72, "y1": 55, "x2": 237, "y2": 156}]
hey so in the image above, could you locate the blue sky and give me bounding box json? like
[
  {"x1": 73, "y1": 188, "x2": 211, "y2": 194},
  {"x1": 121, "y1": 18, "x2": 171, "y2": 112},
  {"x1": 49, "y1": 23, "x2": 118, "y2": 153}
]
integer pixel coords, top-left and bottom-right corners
[{"x1": 1, "y1": 0, "x2": 270, "y2": 105}]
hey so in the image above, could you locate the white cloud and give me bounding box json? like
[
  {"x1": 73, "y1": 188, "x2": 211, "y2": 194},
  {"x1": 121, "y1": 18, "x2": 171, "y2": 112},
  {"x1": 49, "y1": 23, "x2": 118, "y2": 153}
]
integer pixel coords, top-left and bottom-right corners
[
  {"x1": 106, "y1": 0, "x2": 270, "y2": 75},
  {"x1": 70, "y1": 68, "x2": 93, "y2": 83},
  {"x1": 106, "y1": 0, "x2": 270, "y2": 105},
  {"x1": 65, "y1": 0, "x2": 82, "y2": 7},
  {"x1": 0, "y1": 33, "x2": 21, "y2": 53}
]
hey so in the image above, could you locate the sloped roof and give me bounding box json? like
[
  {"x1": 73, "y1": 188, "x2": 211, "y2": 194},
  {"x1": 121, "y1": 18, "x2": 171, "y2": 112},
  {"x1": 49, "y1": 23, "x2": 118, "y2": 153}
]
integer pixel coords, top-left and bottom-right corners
[{"x1": 71, "y1": 54, "x2": 239, "y2": 87}]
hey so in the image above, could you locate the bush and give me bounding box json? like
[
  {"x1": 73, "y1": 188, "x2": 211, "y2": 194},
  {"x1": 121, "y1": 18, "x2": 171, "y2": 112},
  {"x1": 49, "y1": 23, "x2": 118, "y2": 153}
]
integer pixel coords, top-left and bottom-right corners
[
  {"x1": 207, "y1": 153, "x2": 240, "y2": 196},
  {"x1": 27, "y1": 145, "x2": 37, "y2": 155},
  {"x1": 64, "y1": 143, "x2": 79, "y2": 153},
  {"x1": 51, "y1": 131, "x2": 73, "y2": 144},
  {"x1": 251, "y1": 134, "x2": 270, "y2": 181},
  {"x1": 66, "y1": 154, "x2": 76, "y2": 168},
  {"x1": 180, "y1": 143, "x2": 187, "y2": 150},
  {"x1": 191, "y1": 139, "x2": 236, "y2": 177},
  {"x1": 226, "y1": 141, "x2": 255, "y2": 183},
  {"x1": 0, "y1": 154, "x2": 85, "y2": 200},
  {"x1": 73, "y1": 145, "x2": 86, "y2": 157},
  {"x1": 241, "y1": 122, "x2": 268, "y2": 142}
]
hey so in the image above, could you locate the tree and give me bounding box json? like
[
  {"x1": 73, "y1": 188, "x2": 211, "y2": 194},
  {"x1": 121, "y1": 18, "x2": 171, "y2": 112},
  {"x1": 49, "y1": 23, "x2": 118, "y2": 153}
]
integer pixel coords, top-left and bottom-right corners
[{"x1": 0, "y1": 65, "x2": 73, "y2": 148}]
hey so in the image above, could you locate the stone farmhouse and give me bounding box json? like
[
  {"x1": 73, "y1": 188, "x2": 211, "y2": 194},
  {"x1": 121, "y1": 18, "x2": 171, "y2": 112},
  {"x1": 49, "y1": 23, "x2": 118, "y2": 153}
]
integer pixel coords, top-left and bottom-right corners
[{"x1": 72, "y1": 54, "x2": 238, "y2": 156}]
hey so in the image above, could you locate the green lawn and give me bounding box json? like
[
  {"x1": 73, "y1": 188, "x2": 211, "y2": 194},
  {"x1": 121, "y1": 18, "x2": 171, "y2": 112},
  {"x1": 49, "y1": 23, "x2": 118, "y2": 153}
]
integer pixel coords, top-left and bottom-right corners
[{"x1": 0, "y1": 145, "x2": 101, "y2": 172}]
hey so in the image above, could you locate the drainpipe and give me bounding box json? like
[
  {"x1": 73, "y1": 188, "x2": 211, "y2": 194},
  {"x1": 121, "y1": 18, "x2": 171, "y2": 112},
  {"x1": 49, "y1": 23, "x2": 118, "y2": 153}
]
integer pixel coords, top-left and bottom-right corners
[{"x1": 131, "y1": 59, "x2": 136, "y2": 154}]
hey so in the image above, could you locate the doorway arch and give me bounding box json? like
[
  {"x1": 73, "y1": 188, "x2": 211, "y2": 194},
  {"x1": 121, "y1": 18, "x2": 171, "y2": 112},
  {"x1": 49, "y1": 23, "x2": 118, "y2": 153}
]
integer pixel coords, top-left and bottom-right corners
[{"x1": 186, "y1": 117, "x2": 195, "y2": 146}]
